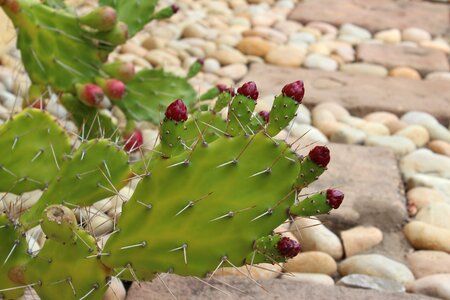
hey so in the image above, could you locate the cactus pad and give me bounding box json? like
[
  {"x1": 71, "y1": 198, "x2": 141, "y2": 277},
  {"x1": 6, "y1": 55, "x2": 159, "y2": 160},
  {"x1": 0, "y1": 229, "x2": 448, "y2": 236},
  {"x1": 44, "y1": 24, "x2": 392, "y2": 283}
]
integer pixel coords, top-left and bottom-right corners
[
  {"x1": 0, "y1": 109, "x2": 71, "y2": 195},
  {"x1": 103, "y1": 132, "x2": 300, "y2": 278}
]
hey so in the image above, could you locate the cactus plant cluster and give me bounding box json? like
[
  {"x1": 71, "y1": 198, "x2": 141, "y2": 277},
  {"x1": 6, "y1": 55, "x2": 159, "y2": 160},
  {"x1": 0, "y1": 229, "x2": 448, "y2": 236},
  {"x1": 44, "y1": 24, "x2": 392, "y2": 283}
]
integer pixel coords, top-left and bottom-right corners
[{"x1": 0, "y1": 0, "x2": 344, "y2": 299}]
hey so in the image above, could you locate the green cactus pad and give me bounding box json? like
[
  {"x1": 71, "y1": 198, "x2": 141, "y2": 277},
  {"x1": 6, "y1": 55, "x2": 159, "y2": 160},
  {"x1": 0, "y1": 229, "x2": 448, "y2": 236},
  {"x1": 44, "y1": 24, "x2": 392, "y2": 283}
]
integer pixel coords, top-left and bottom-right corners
[
  {"x1": 3, "y1": 0, "x2": 105, "y2": 92},
  {"x1": 102, "y1": 132, "x2": 300, "y2": 279},
  {"x1": 25, "y1": 227, "x2": 110, "y2": 300},
  {"x1": 20, "y1": 139, "x2": 130, "y2": 228},
  {"x1": 226, "y1": 94, "x2": 257, "y2": 136},
  {"x1": 0, "y1": 214, "x2": 30, "y2": 300},
  {"x1": 295, "y1": 157, "x2": 326, "y2": 190},
  {"x1": 245, "y1": 235, "x2": 285, "y2": 265},
  {"x1": 99, "y1": 0, "x2": 158, "y2": 37},
  {"x1": 289, "y1": 192, "x2": 332, "y2": 217},
  {"x1": 60, "y1": 93, "x2": 119, "y2": 140},
  {"x1": 0, "y1": 109, "x2": 71, "y2": 195},
  {"x1": 267, "y1": 95, "x2": 299, "y2": 137},
  {"x1": 115, "y1": 69, "x2": 196, "y2": 123}
]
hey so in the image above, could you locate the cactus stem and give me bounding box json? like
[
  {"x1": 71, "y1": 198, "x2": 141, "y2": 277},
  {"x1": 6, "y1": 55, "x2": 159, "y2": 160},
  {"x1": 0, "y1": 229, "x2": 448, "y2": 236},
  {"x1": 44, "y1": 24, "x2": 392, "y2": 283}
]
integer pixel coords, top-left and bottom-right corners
[{"x1": 120, "y1": 241, "x2": 147, "y2": 250}]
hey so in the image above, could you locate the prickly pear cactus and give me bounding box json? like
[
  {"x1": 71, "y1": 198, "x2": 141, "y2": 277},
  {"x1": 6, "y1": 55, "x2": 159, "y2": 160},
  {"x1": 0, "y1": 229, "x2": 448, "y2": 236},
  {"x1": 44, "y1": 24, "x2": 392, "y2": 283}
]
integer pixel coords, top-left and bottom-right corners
[{"x1": 0, "y1": 108, "x2": 71, "y2": 195}]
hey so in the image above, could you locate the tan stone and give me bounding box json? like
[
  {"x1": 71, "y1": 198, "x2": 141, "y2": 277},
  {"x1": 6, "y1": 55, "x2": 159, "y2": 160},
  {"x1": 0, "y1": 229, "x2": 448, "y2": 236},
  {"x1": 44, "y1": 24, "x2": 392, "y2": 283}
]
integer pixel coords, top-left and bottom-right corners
[
  {"x1": 428, "y1": 140, "x2": 450, "y2": 156},
  {"x1": 265, "y1": 46, "x2": 305, "y2": 67},
  {"x1": 364, "y1": 112, "x2": 399, "y2": 125},
  {"x1": 341, "y1": 226, "x2": 383, "y2": 257},
  {"x1": 0, "y1": 10, "x2": 16, "y2": 56},
  {"x1": 236, "y1": 37, "x2": 272, "y2": 57},
  {"x1": 407, "y1": 187, "x2": 446, "y2": 215},
  {"x1": 389, "y1": 67, "x2": 421, "y2": 80},
  {"x1": 211, "y1": 48, "x2": 248, "y2": 65},
  {"x1": 395, "y1": 125, "x2": 430, "y2": 148},
  {"x1": 407, "y1": 251, "x2": 450, "y2": 278},
  {"x1": 217, "y1": 263, "x2": 281, "y2": 279},
  {"x1": 284, "y1": 251, "x2": 337, "y2": 275},
  {"x1": 404, "y1": 221, "x2": 450, "y2": 252}
]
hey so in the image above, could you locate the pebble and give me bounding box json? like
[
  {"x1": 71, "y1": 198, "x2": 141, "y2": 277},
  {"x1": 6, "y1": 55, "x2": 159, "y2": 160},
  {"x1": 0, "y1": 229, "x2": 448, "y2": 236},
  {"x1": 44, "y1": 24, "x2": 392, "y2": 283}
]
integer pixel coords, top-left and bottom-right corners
[
  {"x1": 333, "y1": 44, "x2": 355, "y2": 62},
  {"x1": 103, "y1": 277, "x2": 126, "y2": 300},
  {"x1": 337, "y1": 274, "x2": 405, "y2": 293},
  {"x1": 402, "y1": 28, "x2": 432, "y2": 44},
  {"x1": 203, "y1": 58, "x2": 221, "y2": 74},
  {"x1": 406, "y1": 251, "x2": 450, "y2": 279},
  {"x1": 416, "y1": 202, "x2": 450, "y2": 230},
  {"x1": 120, "y1": 42, "x2": 148, "y2": 57},
  {"x1": 400, "y1": 149, "x2": 450, "y2": 180},
  {"x1": 75, "y1": 207, "x2": 113, "y2": 237},
  {"x1": 145, "y1": 50, "x2": 181, "y2": 67},
  {"x1": 308, "y1": 43, "x2": 332, "y2": 56},
  {"x1": 313, "y1": 102, "x2": 350, "y2": 121},
  {"x1": 341, "y1": 226, "x2": 383, "y2": 257},
  {"x1": 280, "y1": 273, "x2": 335, "y2": 285},
  {"x1": 316, "y1": 121, "x2": 349, "y2": 138},
  {"x1": 141, "y1": 36, "x2": 166, "y2": 50},
  {"x1": 402, "y1": 111, "x2": 450, "y2": 143},
  {"x1": 425, "y1": 72, "x2": 450, "y2": 81},
  {"x1": 216, "y1": 64, "x2": 248, "y2": 81},
  {"x1": 290, "y1": 123, "x2": 328, "y2": 144},
  {"x1": 340, "y1": 116, "x2": 365, "y2": 127},
  {"x1": 338, "y1": 254, "x2": 415, "y2": 284},
  {"x1": 357, "y1": 122, "x2": 390, "y2": 136},
  {"x1": 289, "y1": 31, "x2": 316, "y2": 45},
  {"x1": 374, "y1": 29, "x2": 401, "y2": 44},
  {"x1": 364, "y1": 111, "x2": 399, "y2": 126},
  {"x1": 284, "y1": 251, "x2": 337, "y2": 275},
  {"x1": 340, "y1": 63, "x2": 388, "y2": 77},
  {"x1": 339, "y1": 23, "x2": 371, "y2": 43},
  {"x1": 294, "y1": 104, "x2": 311, "y2": 125},
  {"x1": 407, "y1": 274, "x2": 450, "y2": 300},
  {"x1": 389, "y1": 67, "x2": 421, "y2": 80},
  {"x1": 366, "y1": 135, "x2": 416, "y2": 157},
  {"x1": 290, "y1": 217, "x2": 343, "y2": 260},
  {"x1": 407, "y1": 187, "x2": 447, "y2": 215},
  {"x1": 218, "y1": 263, "x2": 281, "y2": 279},
  {"x1": 236, "y1": 37, "x2": 272, "y2": 57},
  {"x1": 330, "y1": 126, "x2": 366, "y2": 145},
  {"x1": 408, "y1": 174, "x2": 450, "y2": 200},
  {"x1": 395, "y1": 125, "x2": 430, "y2": 148},
  {"x1": 403, "y1": 221, "x2": 450, "y2": 252},
  {"x1": 211, "y1": 48, "x2": 248, "y2": 65},
  {"x1": 244, "y1": 27, "x2": 288, "y2": 44},
  {"x1": 385, "y1": 120, "x2": 408, "y2": 134},
  {"x1": 273, "y1": 20, "x2": 302, "y2": 35},
  {"x1": 420, "y1": 39, "x2": 450, "y2": 54},
  {"x1": 428, "y1": 140, "x2": 450, "y2": 156},
  {"x1": 265, "y1": 45, "x2": 306, "y2": 67},
  {"x1": 307, "y1": 22, "x2": 338, "y2": 37},
  {"x1": 304, "y1": 53, "x2": 338, "y2": 71}
]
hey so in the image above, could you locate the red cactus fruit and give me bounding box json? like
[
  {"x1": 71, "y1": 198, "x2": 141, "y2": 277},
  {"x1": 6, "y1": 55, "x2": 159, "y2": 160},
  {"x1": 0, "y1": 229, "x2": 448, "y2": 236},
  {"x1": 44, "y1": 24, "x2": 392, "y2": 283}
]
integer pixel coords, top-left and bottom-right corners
[
  {"x1": 326, "y1": 189, "x2": 344, "y2": 209},
  {"x1": 171, "y1": 4, "x2": 180, "y2": 13},
  {"x1": 237, "y1": 81, "x2": 258, "y2": 101},
  {"x1": 197, "y1": 58, "x2": 205, "y2": 66},
  {"x1": 105, "y1": 79, "x2": 126, "y2": 100},
  {"x1": 282, "y1": 80, "x2": 305, "y2": 104},
  {"x1": 226, "y1": 87, "x2": 236, "y2": 97},
  {"x1": 165, "y1": 99, "x2": 188, "y2": 122},
  {"x1": 259, "y1": 111, "x2": 270, "y2": 124},
  {"x1": 77, "y1": 84, "x2": 104, "y2": 107},
  {"x1": 277, "y1": 237, "x2": 301, "y2": 258},
  {"x1": 124, "y1": 130, "x2": 143, "y2": 152},
  {"x1": 216, "y1": 84, "x2": 227, "y2": 93},
  {"x1": 308, "y1": 146, "x2": 330, "y2": 168},
  {"x1": 30, "y1": 99, "x2": 46, "y2": 110}
]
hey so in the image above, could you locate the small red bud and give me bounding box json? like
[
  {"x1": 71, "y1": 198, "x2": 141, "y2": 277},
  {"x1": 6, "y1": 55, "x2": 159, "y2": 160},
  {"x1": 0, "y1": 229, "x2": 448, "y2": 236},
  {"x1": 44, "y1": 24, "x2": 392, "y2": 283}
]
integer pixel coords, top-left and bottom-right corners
[
  {"x1": 282, "y1": 80, "x2": 305, "y2": 103},
  {"x1": 237, "y1": 81, "x2": 258, "y2": 101},
  {"x1": 105, "y1": 79, "x2": 126, "y2": 100},
  {"x1": 124, "y1": 130, "x2": 143, "y2": 152},
  {"x1": 326, "y1": 189, "x2": 344, "y2": 209},
  {"x1": 308, "y1": 146, "x2": 330, "y2": 168},
  {"x1": 259, "y1": 111, "x2": 270, "y2": 124},
  {"x1": 165, "y1": 99, "x2": 188, "y2": 122},
  {"x1": 277, "y1": 237, "x2": 301, "y2": 258}
]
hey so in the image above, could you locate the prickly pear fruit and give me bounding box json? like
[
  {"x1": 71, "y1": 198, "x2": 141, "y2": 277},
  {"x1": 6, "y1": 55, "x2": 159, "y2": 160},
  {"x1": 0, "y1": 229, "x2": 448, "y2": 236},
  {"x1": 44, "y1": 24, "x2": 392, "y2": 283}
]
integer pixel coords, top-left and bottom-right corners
[
  {"x1": 289, "y1": 189, "x2": 344, "y2": 217},
  {"x1": 327, "y1": 188, "x2": 344, "y2": 209},
  {"x1": 79, "y1": 6, "x2": 117, "y2": 31},
  {"x1": 296, "y1": 146, "x2": 330, "y2": 189},
  {"x1": 96, "y1": 78, "x2": 126, "y2": 101},
  {"x1": 161, "y1": 99, "x2": 189, "y2": 157},
  {"x1": 102, "y1": 62, "x2": 136, "y2": 82},
  {"x1": 124, "y1": 129, "x2": 144, "y2": 152},
  {"x1": 76, "y1": 83, "x2": 105, "y2": 107},
  {"x1": 165, "y1": 99, "x2": 188, "y2": 122},
  {"x1": 237, "y1": 81, "x2": 258, "y2": 101},
  {"x1": 282, "y1": 80, "x2": 304, "y2": 104},
  {"x1": 259, "y1": 111, "x2": 270, "y2": 124},
  {"x1": 41, "y1": 205, "x2": 77, "y2": 243},
  {"x1": 277, "y1": 236, "x2": 301, "y2": 258}
]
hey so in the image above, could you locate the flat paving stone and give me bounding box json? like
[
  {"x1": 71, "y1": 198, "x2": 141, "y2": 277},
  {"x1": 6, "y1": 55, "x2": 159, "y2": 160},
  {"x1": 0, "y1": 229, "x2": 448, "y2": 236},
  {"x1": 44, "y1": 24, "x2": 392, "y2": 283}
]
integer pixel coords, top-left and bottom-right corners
[
  {"x1": 242, "y1": 64, "x2": 450, "y2": 125},
  {"x1": 126, "y1": 275, "x2": 434, "y2": 300},
  {"x1": 357, "y1": 44, "x2": 450, "y2": 75},
  {"x1": 289, "y1": 0, "x2": 450, "y2": 36}
]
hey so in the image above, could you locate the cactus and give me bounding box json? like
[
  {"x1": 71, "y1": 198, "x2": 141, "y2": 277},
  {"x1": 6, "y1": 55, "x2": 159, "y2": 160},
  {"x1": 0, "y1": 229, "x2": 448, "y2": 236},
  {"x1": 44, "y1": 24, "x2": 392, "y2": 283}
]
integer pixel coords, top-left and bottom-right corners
[
  {"x1": 0, "y1": 1, "x2": 346, "y2": 298},
  {"x1": 0, "y1": 108, "x2": 71, "y2": 194}
]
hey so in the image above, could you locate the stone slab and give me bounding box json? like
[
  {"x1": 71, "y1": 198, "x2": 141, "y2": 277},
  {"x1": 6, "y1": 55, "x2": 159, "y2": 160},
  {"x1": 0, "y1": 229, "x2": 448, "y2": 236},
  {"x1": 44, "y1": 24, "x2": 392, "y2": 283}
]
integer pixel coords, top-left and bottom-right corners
[
  {"x1": 126, "y1": 276, "x2": 434, "y2": 300},
  {"x1": 357, "y1": 44, "x2": 450, "y2": 75},
  {"x1": 242, "y1": 64, "x2": 450, "y2": 125},
  {"x1": 0, "y1": 9, "x2": 16, "y2": 56},
  {"x1": 289, "y1": 0, "x2": 450, "y2": 36}
]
